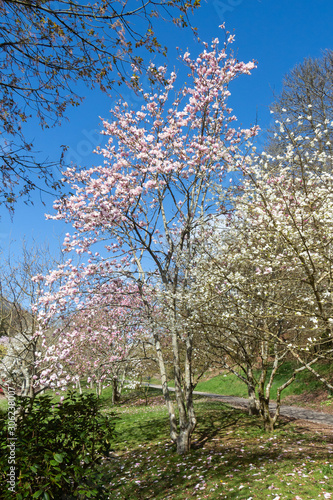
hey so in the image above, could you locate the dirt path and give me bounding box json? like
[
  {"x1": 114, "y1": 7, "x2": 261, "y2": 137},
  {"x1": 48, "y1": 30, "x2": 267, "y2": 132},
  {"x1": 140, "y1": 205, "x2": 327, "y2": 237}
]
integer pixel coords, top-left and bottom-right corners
[{"x1": 148, "y1": 384, "x2": 333, "y2": 428}]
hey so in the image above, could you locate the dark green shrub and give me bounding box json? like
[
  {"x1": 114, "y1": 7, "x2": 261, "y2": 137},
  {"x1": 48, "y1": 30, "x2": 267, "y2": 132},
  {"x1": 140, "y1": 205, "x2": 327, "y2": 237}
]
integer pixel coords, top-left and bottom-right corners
[{"x1": 0, "y1": 391, "x2": 118, "y2": 499}]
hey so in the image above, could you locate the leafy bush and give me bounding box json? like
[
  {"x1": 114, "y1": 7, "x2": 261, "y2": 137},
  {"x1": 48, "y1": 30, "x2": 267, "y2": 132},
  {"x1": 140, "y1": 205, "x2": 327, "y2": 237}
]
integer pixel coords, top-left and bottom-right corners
[{"x1": 0, "y1": 391, "x2": 118, "y2": 499}]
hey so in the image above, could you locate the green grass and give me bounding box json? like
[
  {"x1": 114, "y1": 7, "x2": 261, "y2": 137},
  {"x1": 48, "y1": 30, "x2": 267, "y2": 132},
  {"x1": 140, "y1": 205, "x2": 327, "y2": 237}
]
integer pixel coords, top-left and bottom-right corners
[
  {"x1": 99, "y1": 391, "x2": 333, "y2": 499},
  {"x1": 195, "y1": 373, "x2": 249, "y2": 397},
  {"x1": 0, "y1": 380, "x2": 143, "y2": 412},
  {"x1": 0, "y1": 396, "x2": 8, "y2": 412},
  {"x1": 149, "y1": 375, "x2": 249, "y2": 397},
  {"x1": 192, "y1": 361, "x2": 333, "y2": 402}
]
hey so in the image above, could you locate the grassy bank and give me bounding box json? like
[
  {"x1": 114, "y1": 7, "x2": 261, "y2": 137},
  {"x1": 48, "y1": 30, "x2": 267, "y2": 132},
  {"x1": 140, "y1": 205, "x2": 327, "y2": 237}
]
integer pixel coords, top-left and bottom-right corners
[
  {"x1": 150, "y1": 361, "x2": 333, "y2": 402},
  {"x1": 1, "y1": 360, "x2": 332, "y2": 414}
]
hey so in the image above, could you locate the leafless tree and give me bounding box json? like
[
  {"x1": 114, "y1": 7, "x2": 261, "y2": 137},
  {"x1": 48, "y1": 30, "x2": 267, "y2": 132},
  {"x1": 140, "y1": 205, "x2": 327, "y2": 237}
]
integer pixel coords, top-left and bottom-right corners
[{"x1": 265, "y1": 50, "x2": 333, "y2": 173}]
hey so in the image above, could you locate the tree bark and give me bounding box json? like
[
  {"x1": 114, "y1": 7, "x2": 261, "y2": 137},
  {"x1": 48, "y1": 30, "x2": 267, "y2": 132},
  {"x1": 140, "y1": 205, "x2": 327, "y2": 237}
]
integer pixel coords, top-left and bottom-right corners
[
  {"x1": 246, "y1": 365, "x2": 260, "y2": 416},
  {"x1": 153, "y1": 332, "x2": 178, "y2": 444},
  {"x1": 248, "y1": 383, "x2": 260, "y2": 416},
  {"x1": 112, "y1": 377, "x2": 120, "y2": 404},
  {"x1": 176, "y1": 426, "x2": 193, "y2": 454},
  {"x1": 170, "y1": 312, "x2": 196, "y2": 454},
  {"x1": 76, "y1": 379, "x2": 82, "y2": 394}
]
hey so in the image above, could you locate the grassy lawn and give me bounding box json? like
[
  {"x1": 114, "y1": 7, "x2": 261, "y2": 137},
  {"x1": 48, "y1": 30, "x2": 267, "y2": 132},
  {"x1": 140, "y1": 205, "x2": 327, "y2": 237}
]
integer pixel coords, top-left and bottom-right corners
[
  {"x1": 99, "y1": 391, "x2": 333, "y2": 499},
  {"x1": 0, "y1": 383, "x2": 332, "y2": 498}
]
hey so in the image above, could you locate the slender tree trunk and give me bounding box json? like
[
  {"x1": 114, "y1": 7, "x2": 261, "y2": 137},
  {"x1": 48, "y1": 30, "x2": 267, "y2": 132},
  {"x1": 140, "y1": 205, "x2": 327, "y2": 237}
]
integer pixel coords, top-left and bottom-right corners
[
  {"x1": 112, "y1": 377, "x2": 120, "y2": 404},
  {"x1": 140, "y1": 285, "x2": 195, "y2": 453},
  {"x1": 258, "y1": 340, "x2": 281, "y2": 432},
  {"x1": 259, "y1": 396, "x2": 275, "y2": 432},
  {"x1": 117, "y1": 369, "x2": 127, "y2": 399},
  {"x1": 258, "y1": 340, "x2": 275, "y2": 431},
  {"x1": 21, "y1": 366, "x2": 31, "y2": 397},
  {"x1": 153, "y1": 332, "x2": 178, "y2": 444},
  {"x1": 21, "y1": 379, "x2": 26, "y2": 396},
  {"x1": 246, "y1": 365, "x2": 260, "y2": 416},
  {"x1": 248, "y1": 384, "x2": 260, "y2": 416},
  {"x1": 180, "y1": 331, "x2": 197, "y2": 454},
  {"x1": 170, "y1": 310, "x2": 196, "y2": 454}
]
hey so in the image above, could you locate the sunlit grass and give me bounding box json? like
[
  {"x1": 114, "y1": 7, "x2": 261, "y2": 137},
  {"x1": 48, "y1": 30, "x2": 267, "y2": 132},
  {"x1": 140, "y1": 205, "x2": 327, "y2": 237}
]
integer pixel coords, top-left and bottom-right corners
[
  {"x1": 195, "y1": 373, "x2": 248, "y2": 397},
  {"x1": 192, "y1": 361, "x2": 333, "y2": 402},
  {"x1": 0, "y1": 396, "x2": 7, "y2": 412}
]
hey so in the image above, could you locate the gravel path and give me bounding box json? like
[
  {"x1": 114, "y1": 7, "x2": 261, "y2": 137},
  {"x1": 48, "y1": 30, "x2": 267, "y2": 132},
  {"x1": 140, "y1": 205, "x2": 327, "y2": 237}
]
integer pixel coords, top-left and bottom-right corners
[{"x1": 148, "y1": 384, "x2": 333, "y2": 427}]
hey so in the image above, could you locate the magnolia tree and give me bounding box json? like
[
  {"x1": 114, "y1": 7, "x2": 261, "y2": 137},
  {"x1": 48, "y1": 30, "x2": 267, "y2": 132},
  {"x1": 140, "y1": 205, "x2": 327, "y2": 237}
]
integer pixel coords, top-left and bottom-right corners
[
  {"x1": 35, "y1": 270, "x2": 145, "y2": 399},
  {"x1": 187, "y1": 218, "x2": 322, "y2": 430},
  {"x1": 62, "y1": 293, "x2": 145, "y2": 402},
  {"x1": 237, "y1": 114, "x2": 333, "y2": 355},
  {"x1": 187, "y1": 112, "x2": 333, "y2": 430},
  {"x1": 0, "y1": 242, "x2": 60, "y2": 398},
  {"x1": 37, "y1": 29, "x2": 258, "y2": 454}
]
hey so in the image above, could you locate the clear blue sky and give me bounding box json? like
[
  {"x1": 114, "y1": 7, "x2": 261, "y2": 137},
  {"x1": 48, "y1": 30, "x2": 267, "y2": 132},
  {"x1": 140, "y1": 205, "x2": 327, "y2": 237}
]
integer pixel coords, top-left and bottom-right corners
[{"x1": 1, "y1": 0, "x2": 333, "y2": 261}]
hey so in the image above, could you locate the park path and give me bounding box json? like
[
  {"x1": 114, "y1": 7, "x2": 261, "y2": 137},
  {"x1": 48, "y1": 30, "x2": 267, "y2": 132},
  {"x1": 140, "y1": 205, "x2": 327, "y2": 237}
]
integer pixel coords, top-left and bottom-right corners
[{"x1": 148, "y1": 384, "x2": 333, "y2": 428}]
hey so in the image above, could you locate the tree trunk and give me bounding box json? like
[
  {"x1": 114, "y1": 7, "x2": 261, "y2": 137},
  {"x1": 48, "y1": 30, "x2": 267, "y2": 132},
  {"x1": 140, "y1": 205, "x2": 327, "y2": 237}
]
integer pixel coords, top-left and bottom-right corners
[
  {"x1": 141, "y1": 290, "x2": 195, "y2": 454},
  {"x1": 180, "y1": 330, "x2": 197, "y2": 453},
  {"x1": 176, "y1": 426, "x2": 192, "y2": 454},
  {"x1": 76, "y1": 379, "x2": 82, "y2": 394},
  {"x1": 246, "y1": 365, "x2": 260, "y2": 416},
  {"x1": 170, "y1": 313, "x2": 197, "y2": 455},
  {"x1": 117, "y1": 370, "x2": 127, "y2": 399},
  {"x1": 248, "y1": 383, "x2": 260, "y2": 416},
  {"x1": 153, "y1": 332, "x2": 178, "y2": 443},
  {"x1": 258, "y1": 340, "x2": 275, "y2": 432},
  {"x1": 21, "y1": 366, "x2": 32, "y2": 397},
  {"x1": 259, "y1": 394, "x2": 274, "y2": 432},
  {"x1": 112, "y1": 377, "x2": 120, "y2": 404}
]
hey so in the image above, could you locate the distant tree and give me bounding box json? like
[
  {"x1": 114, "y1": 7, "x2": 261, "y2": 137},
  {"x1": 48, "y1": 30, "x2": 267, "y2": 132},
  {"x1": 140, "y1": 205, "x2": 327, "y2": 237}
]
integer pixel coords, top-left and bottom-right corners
[
  {"x1": 0, "y1": 240, "x2": 61, "y2": 397},
  {"x1": 57, "y1": 283, "x2": 146, "y2": 402},
  {"x1": 0, "y1": 0, "x2": 201, "y2": 210},
  {"x1": 265, "y1": 50, "x2": 333, "y2": 173}
]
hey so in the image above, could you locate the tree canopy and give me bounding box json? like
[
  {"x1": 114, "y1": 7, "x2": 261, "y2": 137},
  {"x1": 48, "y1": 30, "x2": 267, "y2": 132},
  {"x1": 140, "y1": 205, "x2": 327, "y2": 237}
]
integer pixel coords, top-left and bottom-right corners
[{"x1": 0, "y1": 0, "x2": 201, "y2": 210}]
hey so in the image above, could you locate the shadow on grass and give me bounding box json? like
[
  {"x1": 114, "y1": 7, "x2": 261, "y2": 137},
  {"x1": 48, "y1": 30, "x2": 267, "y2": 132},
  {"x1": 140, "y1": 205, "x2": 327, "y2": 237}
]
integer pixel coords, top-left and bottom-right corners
[
  {"x1": 119, "y1": 387, "x2": 164, "y2": 405},
  {"x1": 192, "y1": 403, "x2": 242, "y2": 449},
  {"x1": 104, "y1": 431, "x2": 333, "y2": 500},
  {"x1": 114, "y1": 398, "x2": 241, "y2": 452}
]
